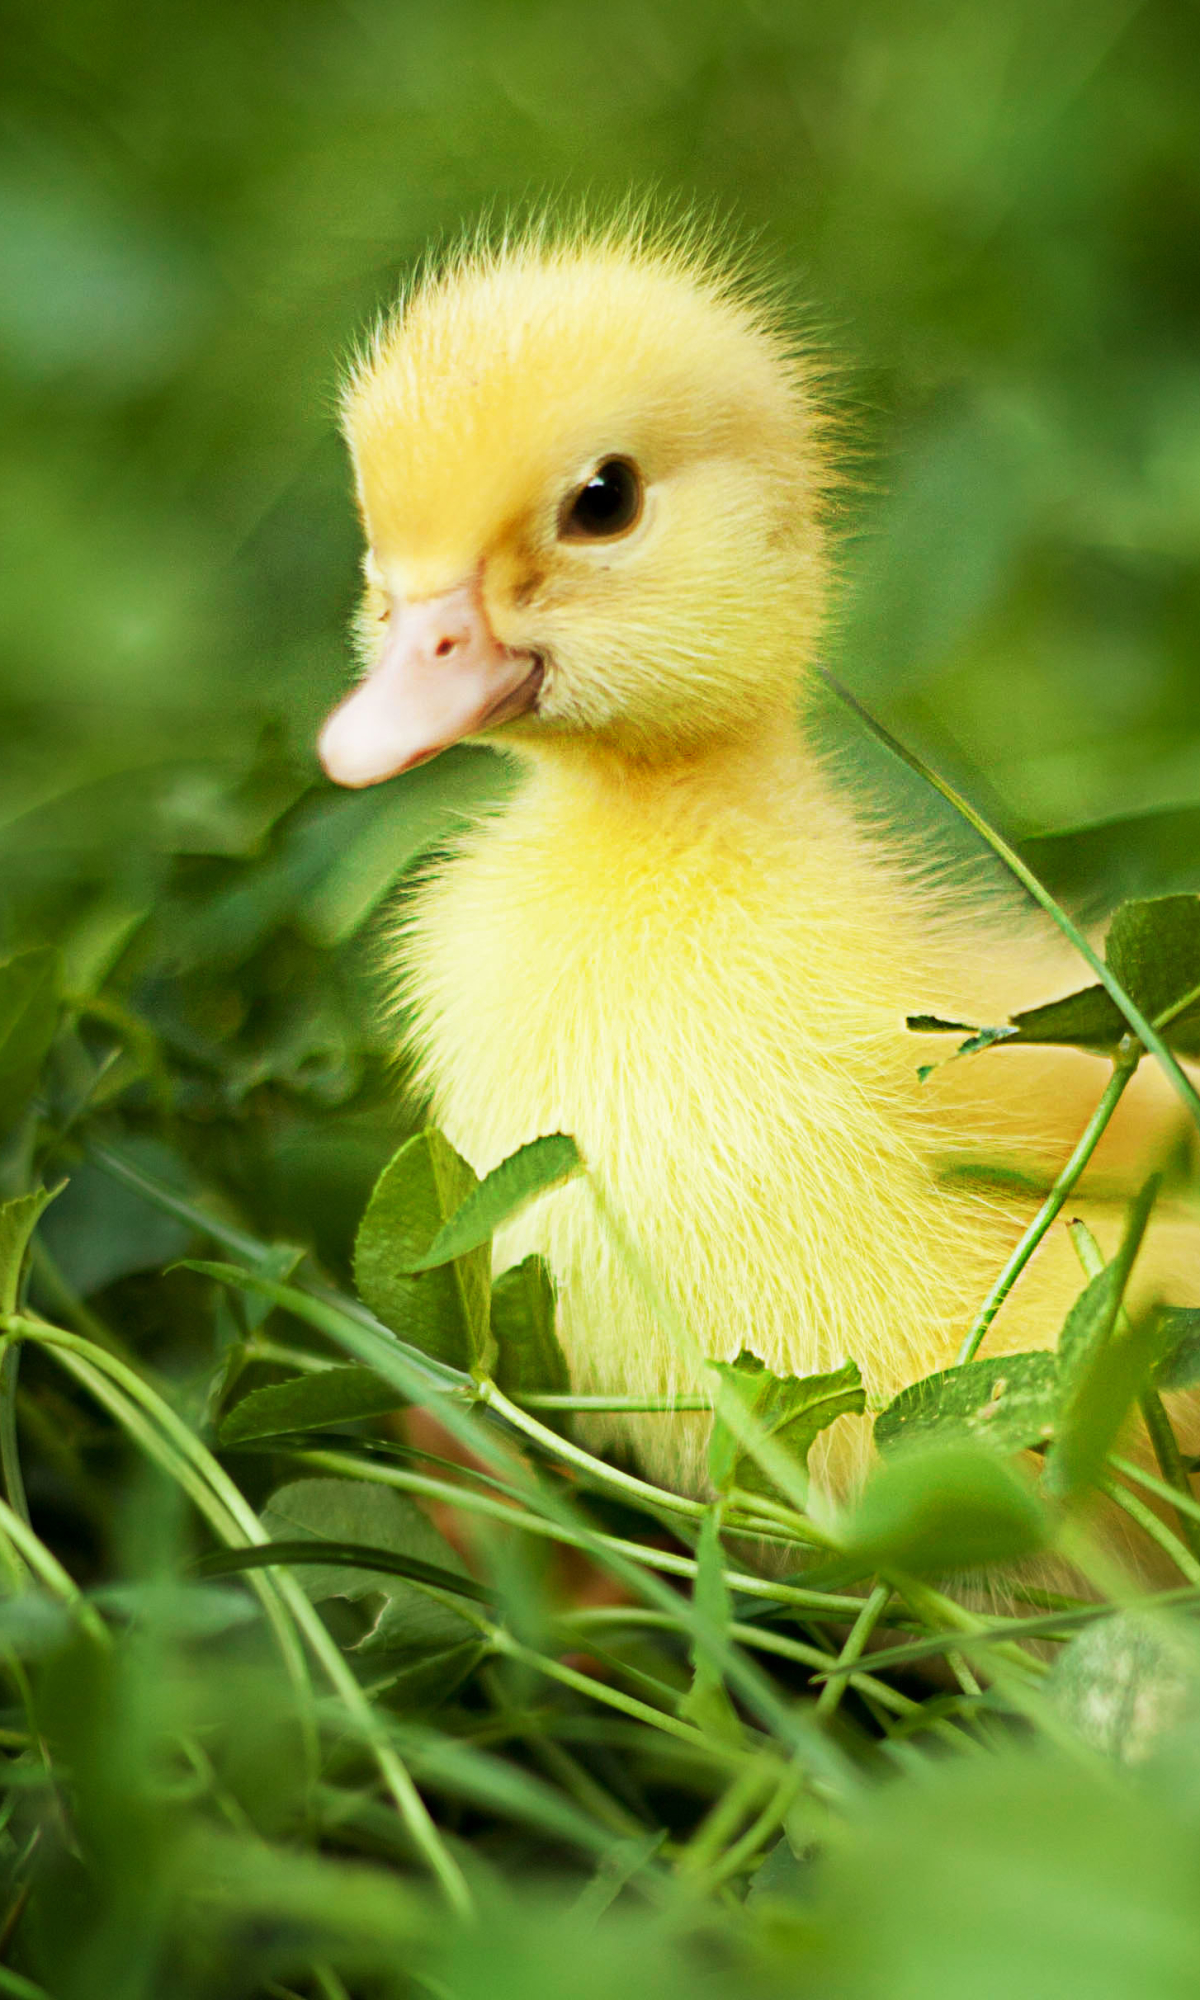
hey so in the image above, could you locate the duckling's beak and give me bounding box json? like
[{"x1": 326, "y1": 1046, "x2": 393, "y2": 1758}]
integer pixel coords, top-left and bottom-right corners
[{"x1": 318, "y1": 579, "x2": 542, "y2": 787}]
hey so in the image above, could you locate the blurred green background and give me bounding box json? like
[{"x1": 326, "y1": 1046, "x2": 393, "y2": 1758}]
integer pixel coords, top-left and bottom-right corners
[
  {"x1": 6, "y1": 0, "x2": 1200, "y2": 813},
  {"x1": 3, "y1": 0, "x2": 1200, "y2": 1271},
  {"x1": 4, "y1": 10, "x2": 1200, "y2": 1990}
]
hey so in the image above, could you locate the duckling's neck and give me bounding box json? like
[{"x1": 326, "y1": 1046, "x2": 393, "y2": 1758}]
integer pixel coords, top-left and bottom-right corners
[{"x1": 515, "y1": 710, "x2": 834, "y2": 848}]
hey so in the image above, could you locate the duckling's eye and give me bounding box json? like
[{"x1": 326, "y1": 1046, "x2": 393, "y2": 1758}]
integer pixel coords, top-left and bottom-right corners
[{"x1": 560, "y1": 458, "x2": 643, "y2": 541}]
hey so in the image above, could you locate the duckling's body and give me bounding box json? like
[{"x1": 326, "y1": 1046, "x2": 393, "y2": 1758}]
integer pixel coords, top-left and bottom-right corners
[
  {"x1": 319, "y1": 220, "x2": 1196, "y2": 1499},
  {"x1": 402, "y1": 715, "x2": 1183, "y2": 1492}
]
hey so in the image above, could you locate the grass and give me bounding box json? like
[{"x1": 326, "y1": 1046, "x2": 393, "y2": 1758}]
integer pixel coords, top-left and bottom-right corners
[{"x1": 0, "y1": 711, "x2": 1199, "y2": 1998}]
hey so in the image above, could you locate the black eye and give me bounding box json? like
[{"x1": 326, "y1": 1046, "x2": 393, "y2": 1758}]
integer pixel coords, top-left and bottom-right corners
[{"x1": 560, "y1": 458, "x2": 643, "y2": 540}]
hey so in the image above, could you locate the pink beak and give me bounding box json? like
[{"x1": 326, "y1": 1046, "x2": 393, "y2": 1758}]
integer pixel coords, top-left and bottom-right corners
[{"x1": 318, "y1": 578, "x2": 542, "y2": 787}]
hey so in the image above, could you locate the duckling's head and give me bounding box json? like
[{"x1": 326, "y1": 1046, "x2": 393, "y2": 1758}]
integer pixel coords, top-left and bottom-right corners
[{"x1": 320, "y1": 220, "x2": 832, "y2": 786}]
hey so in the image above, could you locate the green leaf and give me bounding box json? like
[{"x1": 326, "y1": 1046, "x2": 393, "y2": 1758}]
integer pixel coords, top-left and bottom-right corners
[
  {"x1": 954, "y1": 1026, "x2": 1019, "y2": 1057},
  {"x1": 232, "y1": 1242, "x2": 304, "y2": 1334},
  {"x1": 1024, "y1": 801, "x2": 1200, "y2": 910},
  {"x1": 1050, "y1": 1613, "x2": 1194, "y2": 1764},
  {"x1": 407, "y1": 1133, "x2": 582, "y2": 1271},
  {"x1": 197, "y1": 1538, "x2": 493, "y2": 1606},
  {"x1": 1009, "y1": 985, "x2": 1126, "y2": 1051},
  {"x1": 909, "y1": 897, "x2": 1200, "y2": 1061},
  {"x1": 1050, "y1": 1321, "x2": 1161, "y2": 1506},
  {"x1": 491, "y1": 1255, "x2": 570, "y2": 1404},
  {"x1": 843, "y1": 1444, "x2": 1049, "y2": 1574},
  {"x1": 679, "y1": 1507, "x2": 742, "y2": 1745},
  {"x1": 874, "y1": 1350, "x2": 1060, "y2": 1457},
  {"x1": 747, "y1": 1832, "x2": 809, "y2": 1906},
  {"x1": 909, "y1": 1020, "x2": 1019, "y2": 1077},
  {"x1": 0, "y1": 947, "x2": 58, "y2": 1128},
  {"x1": 1105, "y1": 896, "x2": 1200, "y2": 1052},
  {"x1": 572, "y1": 1829, "x2": 670, "y2": 1925},
  {"x1": 301, "y1": 745, "x2": 516, "y2": 946},
  {"x1": 260, "y1": 1477, "x2": 478, "y2": 1659},
  {"x1": 707, "y1": 1351, "x2": 865, "y2": 1501},
  {"x1": 218, "y1": 1365, "x2": 403, "y2": 1444},
  {"x1": 0, "y1": 1182, "x2": 61, "y2": 1316},
  {"x1": 182, "y1": 1827, "x2": 422, "y2": 1974},
  {"x1": 1046, "y1": 1182, "x2": 1160, "y2": 1502},
  {"x1": 378, "y1": 1637, "x2": 489, "y2": 1715},
  {"x1": 1152, "y1": 1310, "x2": 1200, "y2": 1392},
  {"x1": 0, "y1": 1592, "x2": 74, "y2": 1659},
  {"x1": 1057, "y1": 1266, "x2": 1129, "y2": 1385},
  {"x1": 92, "y1": 1581, "x2": 262, "y2": 1638},
  {"x1": 906, "y1": 1014, "x2": 976, "y2": 1034},
  {"x1": 38, "y1": 1135, "x2": 193, "y2": 1298},
  {"x1": 353, "y1": 1127, "x2": 492, "y2": 1372}
]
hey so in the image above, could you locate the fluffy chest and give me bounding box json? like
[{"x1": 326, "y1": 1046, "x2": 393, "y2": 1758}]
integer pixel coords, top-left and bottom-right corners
[
  {"x1": 400, "y1": 775, "x2": 940, "y2": 1222},
  {"x1": 393, "y1": 770, "x2": 1041, "y2": 1454}
]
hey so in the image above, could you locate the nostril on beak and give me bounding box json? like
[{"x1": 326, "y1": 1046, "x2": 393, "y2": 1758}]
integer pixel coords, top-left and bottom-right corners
[{"x1": 434, "y1": 635, "x2": 459, "y2": 659}]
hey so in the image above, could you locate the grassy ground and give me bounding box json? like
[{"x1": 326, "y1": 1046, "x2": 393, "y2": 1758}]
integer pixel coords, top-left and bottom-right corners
[{"x1": 3, "y1": 2, "x2": 1200, "y2": 1993}]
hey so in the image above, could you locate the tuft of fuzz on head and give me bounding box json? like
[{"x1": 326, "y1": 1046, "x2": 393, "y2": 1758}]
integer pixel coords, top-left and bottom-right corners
[{"x1": 341, "y1": 212, "x2": 838, "y2": 762}]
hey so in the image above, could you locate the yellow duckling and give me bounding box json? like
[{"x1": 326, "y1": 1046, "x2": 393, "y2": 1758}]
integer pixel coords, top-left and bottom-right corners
[{"x1": 318, "y1": 220, "x2": 1193, "y2": 1498}]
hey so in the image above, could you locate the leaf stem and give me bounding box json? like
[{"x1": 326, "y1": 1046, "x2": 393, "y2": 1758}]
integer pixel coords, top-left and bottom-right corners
[
  {"x1": 522, "y1": 1393, "x2": 713, "y2": 1413},
  {"x1": 702, "y1": 1762, "x2": 805, "y2": 1891},
  {"x1": 815, "y1": 1583, "x2": 891, "y2": 1719},
  {"x1": 192, "y1": 1276, "x2": 856, "y2": 1789},
  {"x1": 8, "y1": 1316, "x2": 472, "y2": 1917},
  {"x1": 956, "y1": 1051, "x2": 1141, "y2": 1364},
  {"x1": 488, "y1": 1627, "x2": 749, "y2": 1762},
  {"x1": 677, "y1": 1761, "x2": 777, "y2": 1878},
  {"x1": 1101, "y1": 1477, "x2": 1200, "y2": 1585},
  {"x1": 475, "y1": 1378, "x2": 708, "y2": 1520},
  {"x1": 1137, "y1": 1387, "x2": 1200, "y2": 1557},
  {"x1": 0, "y1": 1344, "x2": 28, "y2": 1529},
  {"x1": 0, "y1": 1490, "x2": 108, "y2": 1648},
  {"x1": 0, "y1": 1965, "x2": 53, "y2": 2000},
  {"x1": 294, "y1": 1449, "x2": 867, "y2": 1616},
  {"x1": 1067, "y1": 1218, "x2": 1200, "y2": 1558},
  {"x1": 559, "y1": 1605, "x2": 920, "y2": 1719}
]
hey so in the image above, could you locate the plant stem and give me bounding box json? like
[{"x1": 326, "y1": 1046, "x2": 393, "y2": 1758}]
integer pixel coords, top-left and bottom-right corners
[
  {"x1": 815, "y1": 1583, "x2": 891, "y2": 1719},
  {"x1": 0, "y1": 1491, "x2": 108, "y2": 1648},
  {"x1": 190, "y1": 1275, "x2": 853, "y2": 1790},
  {"x1": 312, "y1": 1969, "x2": 354, "y2": 2000},
  {"x1": 1112, "y1": 1453, "x2": 1200, "y2": 1527},
  {"x1": 560, "y1": 1605, "x2": 920, "y2": 1721},
  {"x1": 956, "y1": 1051, "x2": 1141, "y2": 1364},
  {"x1": 489, "y1": 1628, "x2": 749, "y2": 1762},
  {"x1": 87, "y1": 1140, "x2": 464, "y2": 1392},
  {"x1": 0, "y1": 1344, "x2": 28, "y2": 1529},
  {"x1": 476, "y1": 1379, "x2": 709, "y2": 1521},
  {"x1": 10, "y1": 1317, "x2": 472, "y2": 1918},
  {"x1": 1135, "y1": 1393, "x2": 1200, "y2": 1557},
  {"x1": 527, "y1": 1734, "x2": 648, "y2": 1842},
  {"x1": 522, "y1": 1393, "x2": 713, "y2": 1412},
  {"x1": 295, "y1": 1448, "x2": 869, "y2": 1617},
  {"x1": 1067, "y1": 1214, "x2": 1200, "y2": 1558},
  {"x1": 0, "y1": 1966, "x2": 52, "y2": 2000},
  {"x1": 703, "y1": 1762, "x2": 805, "y2": 1891},
  {"x1": 889, "y1": 1574, "x2": 1048, "y2": 1680},
  {"x1": 1101, "y1": 1477, "x2": 1200, "y2": 1585},
  {"x1": 677, "y1": 1761, "x2": 776, "y2": 1877},
  {"x1": 478, "y1": 1383, "x2": 833, "y2": 1548}
]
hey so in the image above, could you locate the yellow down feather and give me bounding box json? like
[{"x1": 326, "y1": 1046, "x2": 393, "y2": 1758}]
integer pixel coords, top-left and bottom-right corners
[{"x1": 342, "y1": 216, "x2": 1198, "y2": 1499}]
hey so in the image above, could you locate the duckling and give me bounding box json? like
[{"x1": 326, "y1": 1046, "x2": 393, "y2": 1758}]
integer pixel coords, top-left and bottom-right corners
[{"x1": 318, "y1": 220, "x2": 1195, "y2": 1500}]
